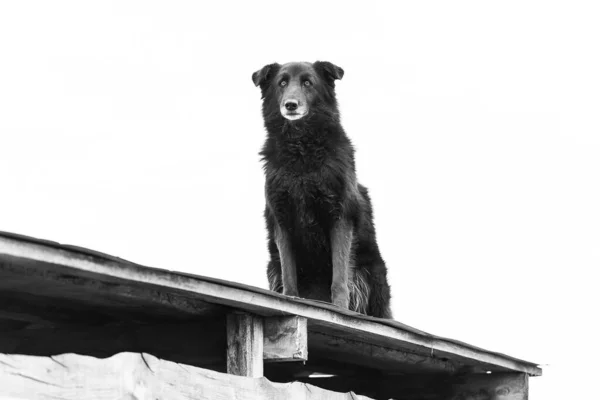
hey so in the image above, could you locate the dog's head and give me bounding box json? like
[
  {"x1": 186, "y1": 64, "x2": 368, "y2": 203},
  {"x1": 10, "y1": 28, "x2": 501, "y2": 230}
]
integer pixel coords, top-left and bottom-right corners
[{"x1": 252, "y1": 61, "x2": 344, "y2": 121}]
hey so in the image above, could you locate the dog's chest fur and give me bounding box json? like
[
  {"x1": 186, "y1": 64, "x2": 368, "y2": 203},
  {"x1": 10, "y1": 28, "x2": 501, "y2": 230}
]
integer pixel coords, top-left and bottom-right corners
[
  {"x1": 264, "y1": 133, "x2": 349, "y2": 232},
  {"x1": 269, "y1": 172, "x2": 337, "y2": 231}
]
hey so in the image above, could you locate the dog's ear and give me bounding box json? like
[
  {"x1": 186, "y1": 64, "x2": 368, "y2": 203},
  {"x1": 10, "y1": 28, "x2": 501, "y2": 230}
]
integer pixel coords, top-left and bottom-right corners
[
  {"x1": 314, "y1": 61, "x2": 344, "y2": 87},
  {"x1": 252, "y1": 63, "x2": 280, "y2": 87}
]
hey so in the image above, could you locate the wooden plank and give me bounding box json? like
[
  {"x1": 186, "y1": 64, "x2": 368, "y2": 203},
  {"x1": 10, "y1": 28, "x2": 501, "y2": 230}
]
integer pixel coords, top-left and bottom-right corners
[
  {"x1": 0, "y1": 352, "x2": 374, "y2": 400},
  {"x1": 0, "y1": 258, "x2": 224, "y2": 320},
  {"x1": 227, "y1": 313, "x2": 264, "y2": 377},
  {"x1": 0, "y1": 235, "x2": 542, "y2": 376},
  {"x1": 450, "y1": 372, "x2": 528, "y2": 400},
  {"x1": 309, "y1": 331, "x2": 456, "y2": 373},
  {"x1": 0, "y1": 319, "x2": 226, "y2": 371},
  {"x1": 264, "y1": 316, "x2": 308, "y2": 362}
]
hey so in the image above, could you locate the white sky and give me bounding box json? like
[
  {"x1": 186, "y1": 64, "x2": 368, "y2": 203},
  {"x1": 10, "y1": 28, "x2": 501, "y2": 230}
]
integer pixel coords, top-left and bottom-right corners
[{"x1": 1, "y1": 1, "x2": 599, "y2": 398}]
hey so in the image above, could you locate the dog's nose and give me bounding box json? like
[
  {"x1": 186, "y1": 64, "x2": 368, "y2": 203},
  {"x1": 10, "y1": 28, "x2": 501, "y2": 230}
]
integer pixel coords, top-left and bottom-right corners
[{"x1": 285, "y1": 100, "x2": 298, "y2": 111}]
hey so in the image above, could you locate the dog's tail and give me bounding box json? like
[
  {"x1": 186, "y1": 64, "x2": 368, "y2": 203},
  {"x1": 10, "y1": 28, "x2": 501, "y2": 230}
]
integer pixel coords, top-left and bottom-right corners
[
  {"x1": 349, "y1": 268, "x2": 370, "y2": 315},
  {"x1": 366, "y1": 266, "x2": 393, "y2": 319},
  {"x1": 350, "y1": 267, "x2": 392, "y2": 319}
]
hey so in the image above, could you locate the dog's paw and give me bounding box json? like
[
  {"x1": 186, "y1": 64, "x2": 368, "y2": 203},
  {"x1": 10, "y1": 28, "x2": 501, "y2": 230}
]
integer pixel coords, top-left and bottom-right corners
[{"x1": 283, "y1": 288, "x2": 299, "y2": 298}]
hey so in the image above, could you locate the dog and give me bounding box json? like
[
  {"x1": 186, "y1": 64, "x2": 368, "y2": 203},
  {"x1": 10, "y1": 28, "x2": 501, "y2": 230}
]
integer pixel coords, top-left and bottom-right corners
[{"x1": 253, "y1": 61, "x2": 392, "y2": 318}]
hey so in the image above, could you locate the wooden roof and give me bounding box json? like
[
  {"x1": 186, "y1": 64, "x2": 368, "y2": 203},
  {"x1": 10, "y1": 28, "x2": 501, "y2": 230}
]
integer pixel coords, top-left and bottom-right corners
[{"x1": 0, "y1": 231, "x2": 542, "y2": 383}]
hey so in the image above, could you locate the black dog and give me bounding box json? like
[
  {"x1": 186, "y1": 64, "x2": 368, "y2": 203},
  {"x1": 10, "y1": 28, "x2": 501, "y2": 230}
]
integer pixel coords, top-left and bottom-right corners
[{"x1": 253, "y1": 61, "x2": 392, "y2": 318}]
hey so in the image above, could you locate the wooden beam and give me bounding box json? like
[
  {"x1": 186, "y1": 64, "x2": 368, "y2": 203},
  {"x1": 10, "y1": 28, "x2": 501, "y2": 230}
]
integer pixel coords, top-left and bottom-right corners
[
  {"x1": 450, "y1": 372, "x2": 528, "y2": 400},
  {"x1": 0, "y1": 234, "x2": 542, "y2": 376},
  {"x1": 264, "y1": 316, "x2": 308, "y2": 362},
  {"x1": 309, "y1": 331, "x2": 457, "y2": 373},
  {"x1": 0, "y1": 320, "x2": 226, "y2": 371},
  {"x1": 0, "y1": 352, "x2": 374, "y2": 400},
  {"x1": 0, "y1": 259, "x2": 224, "y2": 321},
  {"x1": 226, "y1": 312, "x2": 264, "y2": 377}
]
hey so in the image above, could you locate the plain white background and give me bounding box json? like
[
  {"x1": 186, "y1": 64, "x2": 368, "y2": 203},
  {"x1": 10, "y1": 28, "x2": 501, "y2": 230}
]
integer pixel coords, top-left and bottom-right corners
[{"x1": 1, "y1": 1, "x2": 598, "y2": 398}]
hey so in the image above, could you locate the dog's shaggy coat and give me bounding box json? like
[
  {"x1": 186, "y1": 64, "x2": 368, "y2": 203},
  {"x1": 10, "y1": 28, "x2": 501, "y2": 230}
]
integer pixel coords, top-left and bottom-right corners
[{"x1": 253, "y1": 61, "x2": 392, "y2": 318}]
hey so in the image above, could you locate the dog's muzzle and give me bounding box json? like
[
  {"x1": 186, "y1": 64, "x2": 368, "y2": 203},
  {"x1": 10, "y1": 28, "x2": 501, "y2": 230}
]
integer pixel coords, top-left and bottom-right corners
[{"x1": 281, "y1": 99, "x2": 307, "y2": 120}]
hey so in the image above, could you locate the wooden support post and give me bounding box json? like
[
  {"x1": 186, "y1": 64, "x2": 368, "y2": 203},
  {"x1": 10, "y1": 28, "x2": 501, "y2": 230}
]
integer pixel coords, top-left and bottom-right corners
[
  {"x1": 264, "y1": 316, "x2": 308, "y2": 362},
  {"x1": 226, "y1": 312, "x2": 264, "y2": 377},
  {"x1": 450, "y1": 372, "x2": 529, "y2": 400}
]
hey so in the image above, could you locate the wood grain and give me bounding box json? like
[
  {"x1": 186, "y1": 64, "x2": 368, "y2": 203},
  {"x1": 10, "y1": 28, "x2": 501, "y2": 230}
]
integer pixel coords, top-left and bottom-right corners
[
  {"x1": 308, "y1": 331, "x2": 456, "y2": 373},
  {"x1": 264, "y1": 316, "x2": 308, "y2": 362},
  {"x1": 227, "y1": 313, "x2": 264, "y2": 377},
  {"x1": 450, "y1": 372, "x2": 528, "y2": 400}
]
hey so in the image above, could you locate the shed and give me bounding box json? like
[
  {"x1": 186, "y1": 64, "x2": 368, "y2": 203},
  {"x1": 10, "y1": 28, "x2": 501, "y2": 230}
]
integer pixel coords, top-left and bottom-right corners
[{"x1": 0, "y1": 231, "x2": 541, "y2": 399}]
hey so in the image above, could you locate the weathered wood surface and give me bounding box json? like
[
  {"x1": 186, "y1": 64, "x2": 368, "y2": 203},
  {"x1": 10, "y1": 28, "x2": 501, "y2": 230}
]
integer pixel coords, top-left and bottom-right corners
[
  {"x1": 264, "y1": 316, "x2": 308, "y2": 362},
  {"x1": 0, "y1": 352, "x2": 374, "y2": 400},
  {"x1": 449, "y1": 372, "x2": 528, "y2": 400},
  {"x1": 0, "y1": 233, "x2": 542, "y2": 377},
  {"x1": 0, "y1": 319, "x2": 227, "y2": 371},
  {"x1": 309, "y1": 331, "x2": 455, "y2": 373},
  {"x1": 227, "y1": 312, "x2": 264, "y2": 377}
]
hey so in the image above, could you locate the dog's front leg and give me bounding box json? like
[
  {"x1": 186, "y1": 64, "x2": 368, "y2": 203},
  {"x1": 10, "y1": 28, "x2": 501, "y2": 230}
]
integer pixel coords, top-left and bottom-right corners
[
  {"x1": 274, "y1": 223, "x2": 299, "y2": 297},
  {"x1": 331, "y1": 218, "x2": 353, "y2": 309}
]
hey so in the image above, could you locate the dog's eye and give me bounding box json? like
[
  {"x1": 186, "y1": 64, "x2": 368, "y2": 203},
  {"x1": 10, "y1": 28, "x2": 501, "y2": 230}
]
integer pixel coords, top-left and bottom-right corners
[
  {"x1": 303, "y1": 80, "x2": 312, "y2": 87},
  {"x1": 279, "y1": 80, "x2": 287, "y2": 87}
]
